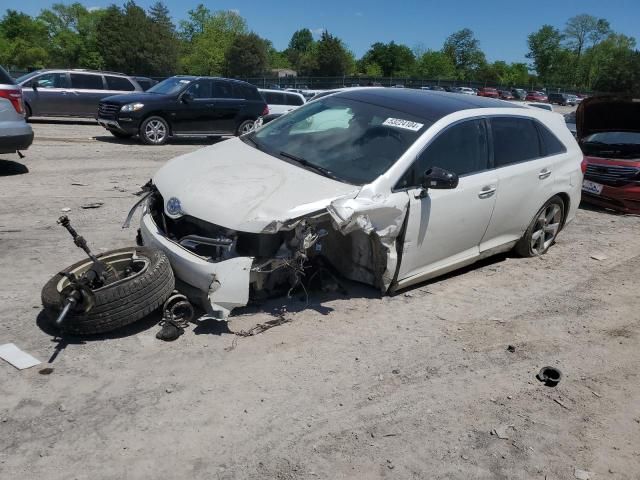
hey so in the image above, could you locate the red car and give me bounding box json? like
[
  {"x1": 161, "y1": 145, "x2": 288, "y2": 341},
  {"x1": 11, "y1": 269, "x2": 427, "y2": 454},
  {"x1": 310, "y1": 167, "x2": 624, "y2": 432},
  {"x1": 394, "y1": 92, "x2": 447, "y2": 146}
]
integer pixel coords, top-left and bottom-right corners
[
  {"x1": 578, "y1": 96, "x2": 640, "y2": 214},
  {"x1": 525, "y1": 91, "x2": 548, "y2": 102},
  {"x1": 477, "y1": 87, "x2": 499, "y2": 98}
]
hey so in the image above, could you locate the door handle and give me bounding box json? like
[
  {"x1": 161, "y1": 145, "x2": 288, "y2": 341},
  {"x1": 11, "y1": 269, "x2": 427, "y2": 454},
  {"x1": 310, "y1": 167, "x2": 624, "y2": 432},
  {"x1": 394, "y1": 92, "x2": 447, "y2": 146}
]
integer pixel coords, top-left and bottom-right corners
[
  {"x1": 539, "y1": 168, "x2": 551, "y2": 179},
  {"x1": 478, "y1": 186, "x2": 496, "y2": 198}
]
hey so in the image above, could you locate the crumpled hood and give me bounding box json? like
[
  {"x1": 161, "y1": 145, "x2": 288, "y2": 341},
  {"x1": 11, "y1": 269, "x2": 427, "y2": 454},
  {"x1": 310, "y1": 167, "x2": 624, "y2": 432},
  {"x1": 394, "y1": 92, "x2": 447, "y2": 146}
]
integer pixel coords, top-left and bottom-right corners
[
  {"x1": 577, "y1": 96, "x2": 640, "y2": 140},
  {"x1": 153, "y1": 138, "x2": 360, "y2": 233}
]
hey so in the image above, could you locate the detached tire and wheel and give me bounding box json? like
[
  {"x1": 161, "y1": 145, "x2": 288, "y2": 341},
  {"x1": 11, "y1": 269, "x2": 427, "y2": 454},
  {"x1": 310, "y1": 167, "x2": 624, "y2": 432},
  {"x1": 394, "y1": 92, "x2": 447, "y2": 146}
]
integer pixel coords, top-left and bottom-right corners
[
  {"x1": 140, "y1": 116, "x2": 169, "y2": 145},
  {"x1": 515, "y1": 195, "x2": 565, "y2": 257},
  {"x1": 41, "y1": 247, "x2": 175, "y2": 335},
  {"x1": 236, "y1": 119, "x2": 255, "y2": 136}
]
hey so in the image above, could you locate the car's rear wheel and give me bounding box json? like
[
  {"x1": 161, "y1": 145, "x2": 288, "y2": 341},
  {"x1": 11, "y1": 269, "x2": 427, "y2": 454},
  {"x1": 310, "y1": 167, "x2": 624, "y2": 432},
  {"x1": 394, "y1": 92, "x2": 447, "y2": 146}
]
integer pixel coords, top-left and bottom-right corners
[
  {"x1": 515, "y1": 196, "x2": 565, "y2": 257},
  {"x1": 140, "y1": 116, "x2": 169, "y2": 145},
  {"x1": 236, "y1": 119, "x2": 255, "y2": 136},
  {"x1": 108, "y1": 129, "x2": 133, "y2": 139},
  {"x1": 24, "y1": 103, "x2": 32, "y2": 120}
]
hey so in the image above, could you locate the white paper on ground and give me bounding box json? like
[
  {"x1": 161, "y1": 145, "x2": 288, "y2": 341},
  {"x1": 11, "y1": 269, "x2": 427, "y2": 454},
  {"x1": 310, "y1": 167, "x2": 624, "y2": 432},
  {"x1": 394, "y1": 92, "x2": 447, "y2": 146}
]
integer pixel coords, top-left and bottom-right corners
[{"x1": 0, "y1": 343, "x2": 41, "y2": 370}]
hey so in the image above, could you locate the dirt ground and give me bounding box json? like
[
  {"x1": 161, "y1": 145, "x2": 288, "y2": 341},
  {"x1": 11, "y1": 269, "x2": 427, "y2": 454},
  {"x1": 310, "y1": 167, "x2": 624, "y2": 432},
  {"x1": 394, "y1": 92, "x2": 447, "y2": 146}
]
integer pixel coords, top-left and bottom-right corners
[{"x1": 1, "y1": 113, "x2": 639, "y2": 480}]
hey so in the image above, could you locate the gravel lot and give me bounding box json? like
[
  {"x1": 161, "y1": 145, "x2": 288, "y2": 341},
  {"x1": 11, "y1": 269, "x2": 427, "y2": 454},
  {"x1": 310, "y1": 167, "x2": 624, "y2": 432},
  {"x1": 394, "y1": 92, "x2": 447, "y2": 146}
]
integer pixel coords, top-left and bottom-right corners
[{"x1": 1, "y1": 112, "x2": 639, "y2": 480}]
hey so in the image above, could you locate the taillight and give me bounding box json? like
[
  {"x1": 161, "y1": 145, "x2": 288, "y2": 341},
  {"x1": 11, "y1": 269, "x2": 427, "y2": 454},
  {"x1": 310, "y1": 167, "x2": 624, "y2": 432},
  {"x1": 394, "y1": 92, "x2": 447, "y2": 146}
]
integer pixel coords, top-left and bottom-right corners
[
  {"x1": 0, "y1": 88, "x2": 24, "y2": 114},
  {"x1": 581, "y1": 157, "x2": 588, "y2": 174},
  {"x1": 261, "y1": 105, "x2": 269, "y2": 116}
]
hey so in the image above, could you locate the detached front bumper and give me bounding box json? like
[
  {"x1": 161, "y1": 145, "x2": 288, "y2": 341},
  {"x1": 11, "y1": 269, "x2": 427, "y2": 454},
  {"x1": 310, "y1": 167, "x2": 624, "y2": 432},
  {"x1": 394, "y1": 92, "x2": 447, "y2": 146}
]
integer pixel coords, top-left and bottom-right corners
[{"x1": 139, "y1": 212, "x2": 253, "y2": 319}]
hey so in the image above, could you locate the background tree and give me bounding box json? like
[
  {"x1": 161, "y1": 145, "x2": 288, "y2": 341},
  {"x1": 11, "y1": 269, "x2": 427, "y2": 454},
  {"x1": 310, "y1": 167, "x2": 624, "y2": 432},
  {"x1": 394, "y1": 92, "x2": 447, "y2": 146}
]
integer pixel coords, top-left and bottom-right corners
[
  {"x1": 360, "y1": 41, "x2": 415, "y2": 77},
  {"x1": 179, "y1": 9, "x2": 247, "y2": 75},
  {"x1": 442, "y1": 28, "x2": 486, "y2": 80},
  {"x1": 147, "y1": 2, "x2": 179, "y2": 75},
  {"x1": 526, "y1": 25, "x2": 563, "y2": 84},
  {"x1": 285, "y1": 28, "x2": 314, "y2": 72},
  {"x1": 225, "y1": 32, "x2": 269, "y2": 77},
  {"x1": 414, "y1": 50, "x2": 455, "y2": 79},
  {"x1": 313, "y1": 31, "x2": 350, "y2": 76},
  {"x1": 0, "y1": 10, "x2": 49, "y2": 68}
]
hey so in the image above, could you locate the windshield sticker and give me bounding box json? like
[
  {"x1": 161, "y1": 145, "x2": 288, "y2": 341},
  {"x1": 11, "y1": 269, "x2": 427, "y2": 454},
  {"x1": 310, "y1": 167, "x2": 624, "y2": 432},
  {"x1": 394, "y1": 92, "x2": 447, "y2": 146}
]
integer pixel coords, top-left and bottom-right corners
[{"x1": 382, "y1": 118, "x2": 424, "y2": 131}]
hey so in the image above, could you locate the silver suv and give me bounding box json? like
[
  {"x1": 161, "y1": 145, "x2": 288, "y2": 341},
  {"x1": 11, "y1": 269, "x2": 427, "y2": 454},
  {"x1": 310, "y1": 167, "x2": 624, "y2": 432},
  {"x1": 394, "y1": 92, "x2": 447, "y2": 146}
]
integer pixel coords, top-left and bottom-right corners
[
  {"x1": 15, "y1": 69, "x2": 150, "y2": 118},
  {"x1": 0, "y1": 66, "x2": 33, "y2": 155}
]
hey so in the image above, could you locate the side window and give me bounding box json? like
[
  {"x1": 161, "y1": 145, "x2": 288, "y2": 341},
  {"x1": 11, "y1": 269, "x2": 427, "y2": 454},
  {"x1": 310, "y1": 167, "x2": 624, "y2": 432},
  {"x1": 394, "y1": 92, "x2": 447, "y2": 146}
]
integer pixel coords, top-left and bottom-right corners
[
  {"x1": 213, "y1": 81, "x2": 233, "y2": 99},
  {"x1": 186, "y1": 80, "x2": 212, "y2": 99},
  {"x1": 105, "y1": 75, "x2": 135, "y2": 91},
  {"x1": 136, "y1": 79, "x2": 151, "y2": 91},
  {"x1": 536, "y1": 122, "x2": 566, "y2": 156},
  {"x1": 491, "y1": 117, "x2": 541, "y2": 167},
  {"x1": 70, "y1": 73, "x2": 104, "y2": 90},
  {"x1": 233, "y1": 84, "x2": 257, "y2": 100},
  {"x1": 263, "y1": 92, "x2": 279, "y2": 104},
  {"x1": 396, "y1": 119, "x2": 489, "y2": 189},
  {"x1": 286, "y1": 93, "x2": 304, "y2": 106},
  {"x1": 34, "y1": 72, "x2": 69, "y2": 88}
]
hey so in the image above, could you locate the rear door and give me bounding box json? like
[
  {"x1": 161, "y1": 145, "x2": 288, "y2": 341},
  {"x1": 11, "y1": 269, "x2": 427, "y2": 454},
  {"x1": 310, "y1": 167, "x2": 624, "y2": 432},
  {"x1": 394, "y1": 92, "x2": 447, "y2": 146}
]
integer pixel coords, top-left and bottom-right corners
[
  {"x1": 480, "y1": 116, "x2": 567, "y2": 251},
  {"x1": 69, "y1": 73, "x2": 107, "y2": 116},
  {"x1": 23, "y1": 72, "x2": 71, "y2": 116},
  {"x1": 211, "y1": 81, "x2": 246, "y2": 133}
]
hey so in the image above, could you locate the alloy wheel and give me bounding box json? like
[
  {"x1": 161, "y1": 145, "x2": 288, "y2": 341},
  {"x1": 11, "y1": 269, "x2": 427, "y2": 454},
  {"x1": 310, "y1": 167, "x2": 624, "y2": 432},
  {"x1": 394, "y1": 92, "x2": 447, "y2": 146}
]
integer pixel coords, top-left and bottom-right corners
[
  {"x1": 145, "y1": 120, "x2": 167, "y2": 144},
  {"x1": 530, "y1": 203, "x2": 562, "y2": 255},
  {"x1": 240, "y1": 121, "x2": 254, "y2": 134}
]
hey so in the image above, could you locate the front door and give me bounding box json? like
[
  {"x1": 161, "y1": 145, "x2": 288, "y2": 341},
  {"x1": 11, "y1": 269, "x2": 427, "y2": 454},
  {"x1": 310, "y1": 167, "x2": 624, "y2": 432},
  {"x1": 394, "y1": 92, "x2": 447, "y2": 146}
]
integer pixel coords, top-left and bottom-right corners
[
  {"x1": 395, "y1": 118, "x2": 498, "y2": 285},
  {"x1": 24, "y1": 72, "x2": 71, "y2": 116}
]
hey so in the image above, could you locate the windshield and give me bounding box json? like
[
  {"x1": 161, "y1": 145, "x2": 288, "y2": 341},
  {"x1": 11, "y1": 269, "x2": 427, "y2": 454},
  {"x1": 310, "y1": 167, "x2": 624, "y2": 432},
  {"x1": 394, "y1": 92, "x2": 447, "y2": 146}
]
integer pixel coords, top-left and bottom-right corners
[
  {"x1": 15, "y1": 71, "x2": 39, "y2": 84},
  {"x1": 147, "y1": 77, "x2": 192, "y2": 95},
  {"x1": 584, "y1": 132, "x2": 640, "y2": 145},
  {"x1": 248, "y1": 96, "x2": 430, "y2": 185}
]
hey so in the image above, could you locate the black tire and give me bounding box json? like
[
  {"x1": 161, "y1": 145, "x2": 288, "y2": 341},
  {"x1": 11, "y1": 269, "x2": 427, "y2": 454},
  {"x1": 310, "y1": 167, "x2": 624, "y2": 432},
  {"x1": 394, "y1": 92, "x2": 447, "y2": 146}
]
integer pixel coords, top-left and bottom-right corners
[
  {"x1": 139, "y1": 116, "x2": 169, "y2": 145},
  {"x1": 24, "y1": 103, "x2": 32, "y2": 120},
  {"x1": 236, "y1": 119, "x2": 255, "y2": 136},
  {"x1": 515, "y1": 195, "x2": 565, "y2": 257},
  {"x1": 109, "y1": 129, "x2": 134, "y2": 139},
  {"x1": 41, "y1": 247, "x2": 175, "y2": 335}
]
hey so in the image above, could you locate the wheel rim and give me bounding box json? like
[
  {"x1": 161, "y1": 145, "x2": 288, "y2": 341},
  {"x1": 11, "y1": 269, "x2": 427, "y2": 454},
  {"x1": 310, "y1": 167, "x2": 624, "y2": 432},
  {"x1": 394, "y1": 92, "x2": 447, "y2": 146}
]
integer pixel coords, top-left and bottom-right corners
[
  {"x1": 530, "y1": 203, "x2": 562, "y2": 255},
  {"x1": 241, "y1": 121, "x2": 254, "y2": 134},
  {"x1": 145, "y1": 119, "x2": 166, "y2": 143},
  {"x1": 56, "y1": 250, "x2": 149, "y2": 293}
]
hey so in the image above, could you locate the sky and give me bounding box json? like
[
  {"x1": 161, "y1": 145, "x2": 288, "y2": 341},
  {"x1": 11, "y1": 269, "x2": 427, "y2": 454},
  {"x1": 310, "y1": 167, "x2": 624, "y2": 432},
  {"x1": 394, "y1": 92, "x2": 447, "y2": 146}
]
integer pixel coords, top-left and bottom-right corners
[{"x1": 8, "y1": 0, "x2": 640, "y2": 63}]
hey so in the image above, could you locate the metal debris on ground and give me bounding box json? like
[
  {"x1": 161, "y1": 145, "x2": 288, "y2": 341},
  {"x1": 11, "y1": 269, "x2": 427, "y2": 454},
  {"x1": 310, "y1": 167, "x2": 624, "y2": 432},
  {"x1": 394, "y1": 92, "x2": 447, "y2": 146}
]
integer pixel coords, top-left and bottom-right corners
[
  {"x1": 537, "y1": 366, "x2": 562, "y2": 387},
  {"x1": 0, "y1": 343, "x2": 41, "y2": 370},
  {"x1": 156, "y1": 292, "x2": 194, "y2": 341},
  {"x1": 71, "y1": 182, "x2": 88, "y2": 186},
  {"x1": 80, "y1": 202, "x2": 104, "y2": 209},
  {"x1": 553, "y1": 398, "x2": 571, "y2": 410},
  {"x1": 491, "y1": 425, "x2": 515, "y2": 440},
  {"x1": 590, "y1": 253, "x2": 608, "y2": 261},
  {"x1": 574, "y1": 467, "x2": 592, "y2": 480},
  {"x1": 225, "y1": 313, "x2": 292, "y2": 351}
]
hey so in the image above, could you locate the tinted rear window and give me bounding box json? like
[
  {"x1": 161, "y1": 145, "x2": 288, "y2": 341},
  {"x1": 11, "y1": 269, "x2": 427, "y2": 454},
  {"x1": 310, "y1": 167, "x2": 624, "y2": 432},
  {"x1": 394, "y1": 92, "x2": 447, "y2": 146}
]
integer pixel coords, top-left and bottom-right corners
[
  {"x1": 491, "y1": 117, "x2": 541, "y2": 167},
  {"x1": 105, "y1": 75, "x2": 135, "y2": 91},
  {"x1": 213, "y1": 81, "x2": 233, "y2": 98},
  {"x1": 70, "y1": 73, "x2": 104, "y2": 90},
  {"x1": 0, "y1": 66, "x2": 15, "y2": 85},
  {"x1": 536, "y1": 123, "x2": 566, "y2": 156},
  {"x1": 286, "y1": 93, "x2": 304, "y2": 106}
]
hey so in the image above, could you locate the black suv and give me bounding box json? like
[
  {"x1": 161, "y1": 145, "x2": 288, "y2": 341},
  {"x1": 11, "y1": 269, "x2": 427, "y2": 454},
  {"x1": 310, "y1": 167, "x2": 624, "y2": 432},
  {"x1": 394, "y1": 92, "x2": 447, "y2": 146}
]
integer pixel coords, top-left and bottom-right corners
[{"x1": 97, "y1": 76, "x2": 268, "y2": 145}]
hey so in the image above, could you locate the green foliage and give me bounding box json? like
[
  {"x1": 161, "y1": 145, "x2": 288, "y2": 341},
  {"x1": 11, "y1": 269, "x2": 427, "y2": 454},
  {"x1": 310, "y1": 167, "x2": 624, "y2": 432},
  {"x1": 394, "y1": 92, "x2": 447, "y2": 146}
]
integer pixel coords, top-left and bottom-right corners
[
  {"x1": 0, "y1": 4, "x2": 637, "y2": 93},
  {"x1": 180, "y1": 9, "x2": 247, "y2": 75},
  {"x1": 360, "y1": 41, "x2": 415, "y2": 77},
  {"x1": 313, "y1": 31, "x2": 351, "y2": 76},
  {"x1": 414, "y1": 50, "x2": 455, "y2": 79},
  {"x1": 443, "y1": 28, "x2": 486, "y2": 80},
  {"x1": 225, "y1": 32, "x2": 269, "y2": 77}
]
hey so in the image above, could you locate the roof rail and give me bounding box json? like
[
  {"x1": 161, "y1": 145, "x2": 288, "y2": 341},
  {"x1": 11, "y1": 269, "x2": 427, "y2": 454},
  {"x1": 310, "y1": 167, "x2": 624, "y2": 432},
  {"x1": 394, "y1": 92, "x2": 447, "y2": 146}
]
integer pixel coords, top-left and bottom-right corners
[{"x1": 70, "y1": 68, "x2": 127, "y2": 76}]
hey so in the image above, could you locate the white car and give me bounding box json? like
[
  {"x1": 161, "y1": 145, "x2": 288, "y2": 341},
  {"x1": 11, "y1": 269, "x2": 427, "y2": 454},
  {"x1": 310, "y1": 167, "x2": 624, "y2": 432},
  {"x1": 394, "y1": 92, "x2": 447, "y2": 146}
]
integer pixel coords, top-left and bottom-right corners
[
  {"x1": 525, "y1": 102, "x2": 554, "y2": 112},
  {"x1": 454, "y1": 87, "x2": 476, "y2": 95},
  {"x1": 134, "y1": 88, "x2": 583, "y2": 319},
  {"x1": 0, "y1": 66, "x2": 33, "y2": 155},
  {"x1": 258, "y1": 89, "x2": 305, "y2": 115}
]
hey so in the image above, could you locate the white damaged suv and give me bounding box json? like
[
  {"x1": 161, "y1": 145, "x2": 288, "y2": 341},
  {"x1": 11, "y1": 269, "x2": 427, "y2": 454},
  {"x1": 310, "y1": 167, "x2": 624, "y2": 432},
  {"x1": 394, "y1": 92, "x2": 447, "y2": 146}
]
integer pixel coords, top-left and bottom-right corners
[{"x1": 134, "y1": 88, "x2": 583, "y2": 318}]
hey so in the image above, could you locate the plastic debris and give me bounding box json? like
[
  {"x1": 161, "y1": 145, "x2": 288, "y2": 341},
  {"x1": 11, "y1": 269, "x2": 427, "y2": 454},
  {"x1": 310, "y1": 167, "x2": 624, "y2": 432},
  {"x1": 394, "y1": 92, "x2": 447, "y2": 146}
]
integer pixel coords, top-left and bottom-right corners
[{"x1": 0, "y1": 343, "x2": 41, "y2": 370}]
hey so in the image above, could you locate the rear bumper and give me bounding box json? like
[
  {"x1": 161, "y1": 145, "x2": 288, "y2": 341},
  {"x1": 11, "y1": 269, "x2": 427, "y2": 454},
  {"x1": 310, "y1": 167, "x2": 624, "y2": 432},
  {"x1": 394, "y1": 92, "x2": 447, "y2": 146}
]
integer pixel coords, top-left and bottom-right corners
[{"x1": 0, "y1": 130, "x2": 34, "y2": 154}]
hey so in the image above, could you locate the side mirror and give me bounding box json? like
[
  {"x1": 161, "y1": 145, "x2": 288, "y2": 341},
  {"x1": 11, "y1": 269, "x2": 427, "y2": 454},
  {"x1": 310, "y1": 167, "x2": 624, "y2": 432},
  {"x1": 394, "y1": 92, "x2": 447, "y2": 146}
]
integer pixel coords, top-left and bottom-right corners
[
  {"x1": 32, "y1": 80, "x2": 39, "y2": 90},
  {"x1": 181, "y1": 92, "x2": 193, "y2": 103},
  {"x1": 417, "y1": 167, "x2": 458, "y2": 198}
]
